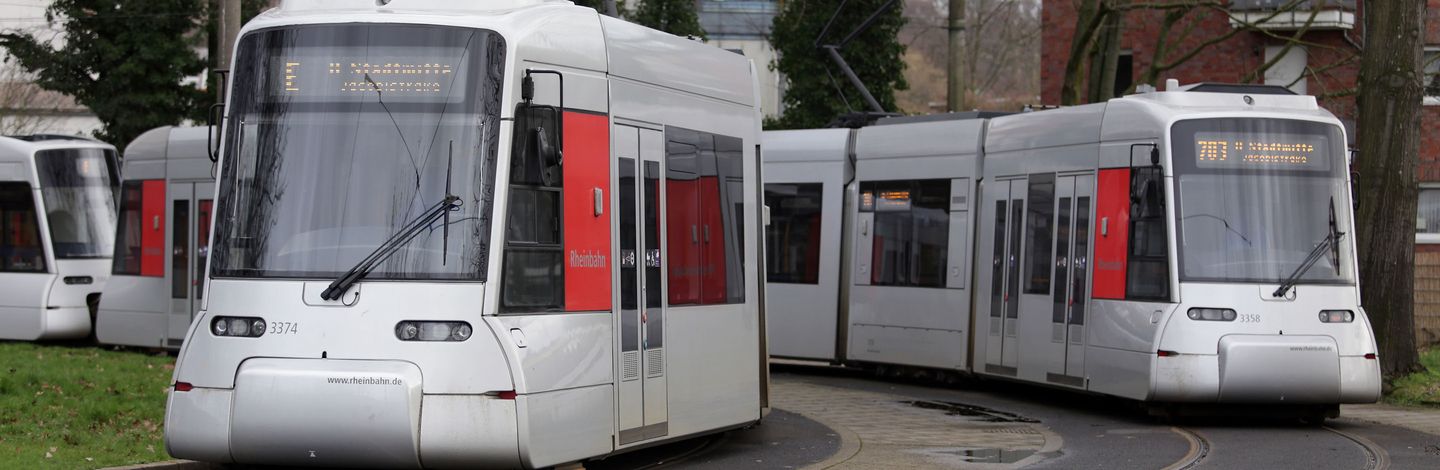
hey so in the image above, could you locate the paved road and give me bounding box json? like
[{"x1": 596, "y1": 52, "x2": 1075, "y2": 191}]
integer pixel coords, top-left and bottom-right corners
[
  {"x1": 765, "y1": 364, "x2": 1440, "y2": 469},
  {"x1": 120, "y1": 364, "x2": 1440, "y2": 469}
]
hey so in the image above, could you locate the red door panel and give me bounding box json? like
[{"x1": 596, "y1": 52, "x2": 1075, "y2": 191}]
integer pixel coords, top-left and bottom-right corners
[
  {"x1": 563, "y1": 111, "x2": 612, "y2": 311},
  {"x1": 1092, "y1": 168, "x2": 1129, "y2": 299},
  {"x1": 140, "y1": 180, "x2": 165, "y2": 277}
]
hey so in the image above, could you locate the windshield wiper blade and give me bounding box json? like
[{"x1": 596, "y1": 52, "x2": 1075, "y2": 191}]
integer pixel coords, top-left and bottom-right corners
[
  {"x1": 320, "y1": 195, "x2": 461, "y2": 301},
  {"x1": 1273, "y1": 198, "x2": 1346, "y2": 298}
]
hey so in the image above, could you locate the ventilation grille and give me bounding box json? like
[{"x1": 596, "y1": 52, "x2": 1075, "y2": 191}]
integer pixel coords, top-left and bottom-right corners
[
  {"x1": 646, "y1": 349, "x2": 664, "y2": 378},
  {"x1": 623, "y1": 351, "x2": 640, "y2": 381}
]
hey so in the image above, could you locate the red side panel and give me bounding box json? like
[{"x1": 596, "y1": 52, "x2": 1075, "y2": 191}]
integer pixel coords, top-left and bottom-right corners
[
  {"x1": 140, "y1": 180, "x2": 166, "y2": 277},
  {"x1": 1092, "y1": 168, "x2": 1130, "y2": 299},
  {"x1": 563, "y1": 111, "x2": 612, "y2": 311}
]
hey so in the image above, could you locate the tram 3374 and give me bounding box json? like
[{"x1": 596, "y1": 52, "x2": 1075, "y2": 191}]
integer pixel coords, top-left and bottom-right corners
[
  {"x1": 164, "y1": 1, "x2": 766, "y2": 468},
  {"x1": 763, "y1": 80, "x2": 1381, "y2": 422}
]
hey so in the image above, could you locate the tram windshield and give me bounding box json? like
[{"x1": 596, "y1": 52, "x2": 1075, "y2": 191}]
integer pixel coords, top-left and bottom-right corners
[
  {"x1": 36, "y1": 148, "x2": 118, "y2": 259},
  {"x1": 210, "y1": 24, "x2": 505, "y2": 280},
  {"x1": 1172, "y1": 118, "x2": 1353, "y2": 285}
]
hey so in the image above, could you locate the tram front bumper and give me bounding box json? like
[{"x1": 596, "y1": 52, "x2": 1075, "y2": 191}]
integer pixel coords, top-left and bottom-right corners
[
  {"x1": 164, "y1": 358, "x2": 522, "y2": 469},
  {"x1": 1153, "y1": 335, "x2": 1376, "y2": 404}
]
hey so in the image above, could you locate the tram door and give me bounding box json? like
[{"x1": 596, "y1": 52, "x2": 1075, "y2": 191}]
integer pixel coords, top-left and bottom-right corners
[
  {"x1": 167, "y1": 181, "x2": 214, "y2": 345},
  {"x1": 1048, "y1": 175, "x2": 1092, "y2": 384},
  {"x1": 616, "y1": 125, "x2": 669, "y2": 445},
  {"x1": 984, "y1": 179, "x2": 1025, "y2": 372}
]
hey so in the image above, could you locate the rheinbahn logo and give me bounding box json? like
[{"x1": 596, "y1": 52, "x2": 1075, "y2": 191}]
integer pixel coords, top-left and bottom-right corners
[{"x1": 570, "y1": 250, "x2": 607, "y2": 269}]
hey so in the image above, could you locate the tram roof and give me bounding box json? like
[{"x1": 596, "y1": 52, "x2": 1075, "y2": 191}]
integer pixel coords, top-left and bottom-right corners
[
  {"x1": 856, "y1": 118, "x2": 985, "y2": 160},
  {"x1": 258, "y1": 1, "x2": 756, "y2": 110},
  {"x1": 0, "y1": 134, "x2": 115, "y2": 161},
  {"x1": 762, "y1": 128, "x2": 851, "y2": 163},
  {"x1": 124, "y1": 126, "x2": 209, "y2": 163},
  {"x1": 986, "y1": 84, "x2": 1338, "y2": 154}
]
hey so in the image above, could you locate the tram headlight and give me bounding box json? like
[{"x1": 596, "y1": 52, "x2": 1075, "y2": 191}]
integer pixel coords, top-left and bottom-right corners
[
  {"x1": 210, "y1": 316, "x2": 265, "y2": 337},
  {"x1": 397, "y1": 322, "x2": 420, "y2": 340},
  {"x1": 1187, "y1": 308, "x2": 1237, "y2": 322},
  {"x1": 1319, "y1": 310, "x2": 1354, "y2": 323},
  {"x1": 395, "y1": 321, "x2": 472, "y2": 342}
]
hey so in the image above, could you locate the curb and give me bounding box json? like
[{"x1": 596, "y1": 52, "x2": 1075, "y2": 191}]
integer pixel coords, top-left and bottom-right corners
[{"x1": 103, "y1": 460, "x2": 222, "y2": 470}]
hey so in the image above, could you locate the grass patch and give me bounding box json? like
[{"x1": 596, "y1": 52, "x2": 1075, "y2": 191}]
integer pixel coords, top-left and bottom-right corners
[
  {"x1": 1386, "y1": 347, "x2": 1440, "y2": 407},
  {"x1": 0, "y1": 341, "x2": 175, "y2": 469}
]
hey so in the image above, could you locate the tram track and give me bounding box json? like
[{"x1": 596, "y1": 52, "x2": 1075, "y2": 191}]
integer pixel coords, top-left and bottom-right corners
[
  {"x1": 1323, "y1": 425, "x2": 1390, "y2": 470},
  {"x1": 1163, "y1": 426, "x2": 1211, "y2": 470},
  {"x1": 1163, "y1": 423, "x2": 1389, "y2": 470},
  {"x1": 631, "y1": 431, "x2": 730, "y2": 470}
]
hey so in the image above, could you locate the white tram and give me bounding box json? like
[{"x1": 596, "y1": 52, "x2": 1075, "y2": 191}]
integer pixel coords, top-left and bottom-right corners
[
  {"x1": 97, "y1": 126, "x2": 215, "y2": 349},
  {"x1": 764, "y1": 81, "x2": 1381, "y2": 419},
  {"x1": 165, "y1": 1, "x2": 766, "y2": 468},
  {"x1": 0, "y1": 135, "x2": 119, "y2": 340}
]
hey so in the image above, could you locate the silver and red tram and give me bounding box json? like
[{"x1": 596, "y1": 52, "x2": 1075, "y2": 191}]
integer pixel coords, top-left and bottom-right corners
[
  {"x1": 98, "y1": 126, "x2": 215, "y2": 349},
  {"x1": 763, "y1": 81, "x2": 1381, "y2": 420},
  {"x1": 165, "y1": 1, "x2": 766, "y2": 468}
]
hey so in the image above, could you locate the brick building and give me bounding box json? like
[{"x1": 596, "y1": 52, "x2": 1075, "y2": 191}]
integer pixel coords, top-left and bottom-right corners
[{"x1": 1041, "y1": 0, "x2": 1440, "y2": 345}]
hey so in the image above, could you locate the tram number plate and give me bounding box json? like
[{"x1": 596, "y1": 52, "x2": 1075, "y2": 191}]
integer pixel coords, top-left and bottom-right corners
[
  {"x1": 1239, "y1": 314, "x2": 1261, "y2": 323},
  {"x1": 269, "y1": 322, "x2": 298, "y2": 335}
]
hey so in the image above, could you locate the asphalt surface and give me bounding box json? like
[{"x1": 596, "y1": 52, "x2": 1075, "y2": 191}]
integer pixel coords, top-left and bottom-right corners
[
  {"x1": 769, "y1": 364, "x2": 1440, "y2": 469},
  {"x1": 588, "y1": 409, "x2": 839, "y2": 470},
  {"x1": 116, "y1": 364, "x2": 1440, "y2": 469}
]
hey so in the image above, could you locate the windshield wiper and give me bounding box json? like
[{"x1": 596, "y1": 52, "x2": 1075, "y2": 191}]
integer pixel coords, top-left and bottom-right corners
[
  {"x1": 1273, "y1": 197, "x2": 1345, "y2": 298},
  {"x1": 320, "y1": 194, "x2": 462, "y2": 301}
]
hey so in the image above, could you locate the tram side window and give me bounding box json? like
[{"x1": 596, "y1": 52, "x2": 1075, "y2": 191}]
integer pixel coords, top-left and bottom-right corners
[
  {"x1": 501, "y1": 104, "x2": 564, "y2": 311},
  {"x1": 860, "y1": 179, "x2": 951, "y2": 288},
  {"x1": 765, "y1": 183, "x2": 823, "y2": 284},
  {"x1": 0, "y1": 182, "x2": 46, "y2": 272},
  {"x1": 1024, "y1": 173, "x2": 1056, "y2": 294},
  {"x1": 665, "y1": 126, "x2": 746, "y2": 305},
  {"x1": 113, "y1": 181, "x2": 144, "y2": 275},
  {"x1": 1127, "y1": 166, "x2": 1170, "y2": 300}
]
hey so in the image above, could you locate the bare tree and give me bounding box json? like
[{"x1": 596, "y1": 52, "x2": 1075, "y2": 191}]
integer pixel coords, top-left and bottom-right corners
[
  {"x1": 1059, "y1": 0, "x2": 1336, "y2": 105},
  {"x1": 0, "y1": 63, "x2": 61, "y2": 135},
  {"x1": 898, "y1": 0, "x2": 1039, "y2": 113},
  {"x1": 1354, "y1": 0, "x2": 1426, "y2": 377}
]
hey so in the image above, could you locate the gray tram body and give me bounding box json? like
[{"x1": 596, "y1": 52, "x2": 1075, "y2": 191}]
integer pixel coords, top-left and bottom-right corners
[
  {"x1": 0, "y1": 135, "x2": 119, "y2": 340},
  {"x1": 97, "y1": 126, "x2": 215, "y2": 349},
  {"x1": 764, "y1": 83, "x2": 1381, "y2": 412}
]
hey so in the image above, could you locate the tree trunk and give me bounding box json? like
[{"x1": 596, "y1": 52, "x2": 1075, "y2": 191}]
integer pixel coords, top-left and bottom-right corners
[
  {"x1": 1061, "y1": 0, "x2": 1105, "y2": 105},
  {"x1": 1355, "y1": 0, "x2": 1425, "y2": 377},
  {"x1": 948, "y1": 0, "x2": 966, "y2": 111},
  {"x1": 1087, "y1": 10, "x2": 1121, "y2": 103}
]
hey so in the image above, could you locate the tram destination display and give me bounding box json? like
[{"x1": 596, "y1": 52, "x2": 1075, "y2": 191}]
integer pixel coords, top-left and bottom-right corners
[
  {"x1": 269, "y1": 47, "x2": 469, "y2": 103},
  {"x1": 1192, "y1": 131, "x2": 1329, "y2": 170}
]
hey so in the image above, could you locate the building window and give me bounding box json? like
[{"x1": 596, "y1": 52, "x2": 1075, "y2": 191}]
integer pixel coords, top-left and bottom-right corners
[
  {"x1": 1114, "y1": 52, "x2": 1133, "y2": 97},
  {"x1": 1425, "y1": 48, "x2": 1439, "y2": 105},
  {"x1": 1417, "y1": 187, "x2": 1440, "y2": 243},
  {"x1": 859, "y1": 179, "x2": 951, "y2": 288},
  {"x1": 765, "y1": 183, "x2": 823, "y2": 284}
]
